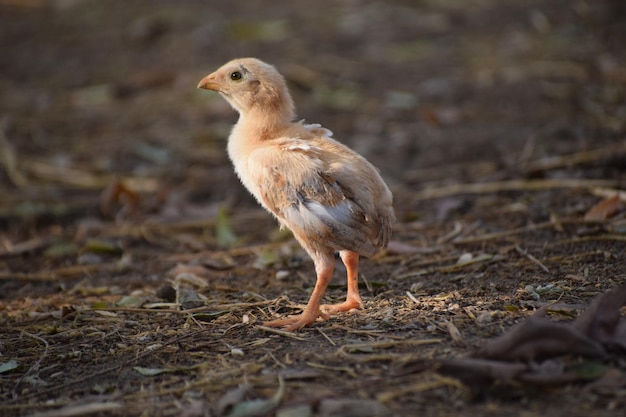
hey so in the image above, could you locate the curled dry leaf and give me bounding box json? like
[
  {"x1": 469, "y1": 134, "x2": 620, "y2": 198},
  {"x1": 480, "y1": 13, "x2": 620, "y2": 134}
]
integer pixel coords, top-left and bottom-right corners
[{"x1": 430, "y1": 285, "x2": 626, "y2": 388}]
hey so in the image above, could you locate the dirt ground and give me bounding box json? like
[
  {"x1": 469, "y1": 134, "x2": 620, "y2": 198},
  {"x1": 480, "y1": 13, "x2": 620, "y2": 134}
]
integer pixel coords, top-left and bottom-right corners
[{"x1": 1, "y1": 0, "x2": 626, "y2": 416}]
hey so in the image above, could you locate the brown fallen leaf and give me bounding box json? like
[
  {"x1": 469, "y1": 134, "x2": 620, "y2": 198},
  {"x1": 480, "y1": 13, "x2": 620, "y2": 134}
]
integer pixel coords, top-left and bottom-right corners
[{"x1": 584, "y1": 195, "x2": 624, "y2": 221}]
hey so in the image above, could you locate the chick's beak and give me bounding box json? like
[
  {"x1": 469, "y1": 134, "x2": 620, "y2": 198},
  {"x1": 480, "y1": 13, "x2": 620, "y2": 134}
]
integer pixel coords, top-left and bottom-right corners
[{"x1": 197, "y1": 73, "x2": 220, "y2": 91}]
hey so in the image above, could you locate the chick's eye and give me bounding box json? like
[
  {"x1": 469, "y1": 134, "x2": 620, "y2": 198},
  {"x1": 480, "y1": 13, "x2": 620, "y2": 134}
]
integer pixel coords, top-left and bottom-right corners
[{"x1": 230, "y1": 71, "x2": 243, "y2": 81}]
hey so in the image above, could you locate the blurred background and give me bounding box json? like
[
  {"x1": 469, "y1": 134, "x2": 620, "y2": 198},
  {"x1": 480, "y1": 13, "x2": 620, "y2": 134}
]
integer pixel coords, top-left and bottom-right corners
[{"x1": 1, "y1": 0, "x2": 624, "y2": 225}]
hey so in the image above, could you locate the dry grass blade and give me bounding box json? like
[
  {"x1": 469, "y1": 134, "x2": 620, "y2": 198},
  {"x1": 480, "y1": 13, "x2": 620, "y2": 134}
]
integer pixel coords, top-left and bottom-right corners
[
  {"x1": 515, "y1": 245, "x2": 551, "y2": 273},
  {"x1": 0, "y1": 117, "x2": 27, "y2": 187},
  {"x1": 0, "y1": 271, "x2": 58, "y2": 282},
  {"x1": 0, "y1": 237, "x2": 53, "y2": 257},
  {"x1": 524, "y1": 141, "x2": 626, "y2": 174},
  {"x1": 306, "y1": 361, "x2": 357, "y2": 377},
  {"x1": 337, "y1": 339, "x2": 442, "y2": 356},
  {"x1": 591, "y1": 187, "x2": 626, "y2": 202},
  {"x1": 27, "y1": 402, "x2": 123, "y2": 417},
  {"x1": 377, "y1": 373, "x2": 466, "y2": 402},
  {"x1": 414, "y1": 179, "x2": 620, "y2": 201}
]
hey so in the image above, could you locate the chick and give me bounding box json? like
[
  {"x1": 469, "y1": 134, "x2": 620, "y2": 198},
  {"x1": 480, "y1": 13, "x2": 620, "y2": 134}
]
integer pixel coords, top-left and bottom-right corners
[{"x1": 198, "y1": 58, "x2": 394, "y2": 331}]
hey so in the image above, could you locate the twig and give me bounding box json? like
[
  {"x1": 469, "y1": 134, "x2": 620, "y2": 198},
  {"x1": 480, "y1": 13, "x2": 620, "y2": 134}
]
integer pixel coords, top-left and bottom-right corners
[
  {"x1": 395, "y1": 253, "x2": 498, "y2": 279},
  {"x1": 0, "y1": 271, "x2": 58, "y2": 281},
  {"x1": 551, "y1": 234, "x2": 626, "y2": 245},
  {"x1": 76, "y1": 299, "x2": 282, "y2": 316},
  {"x1": 12, "y1": 331, "x2": 50, "y2": 399},
  {"x1": 316, "y1": 328, "x2": 337, "y2": 346},
  {"x1": 255, "y1": 325, "x2": 310, "y2": 341},
  {"x1": 515, "y1": 245, "x2": 551, "y2": 274},
  {"x1": 406, "y1": 291, "x2": 420, "y2": 304},
  {"x1": 360, "y1": 272, "x2": 372, "y2": 292},
  {"x1": 0, "y1": 116, "x2": 28, "y2": 187},
  {"x1": 337, "y1": 339, "x2": 442, "y2": 356},
  {"x1": 0, "y1": 262, "x2": 129, "y2": 281}
]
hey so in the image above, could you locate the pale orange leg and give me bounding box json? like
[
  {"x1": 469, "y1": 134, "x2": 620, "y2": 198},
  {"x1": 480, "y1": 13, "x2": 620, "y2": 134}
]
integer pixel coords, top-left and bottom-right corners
[
  {"x1": 263, "y1": 252, "x2": 335, "y2": 331},
  {"x1": 321, "y1": 250, "x2": 363, "y2": 314}
]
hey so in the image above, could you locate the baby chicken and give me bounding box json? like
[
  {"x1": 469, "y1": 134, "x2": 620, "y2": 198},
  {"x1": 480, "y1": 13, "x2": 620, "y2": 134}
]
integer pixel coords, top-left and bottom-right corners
[{"x1": 198, "y1": 58, "x2": 394, "y2": 331}]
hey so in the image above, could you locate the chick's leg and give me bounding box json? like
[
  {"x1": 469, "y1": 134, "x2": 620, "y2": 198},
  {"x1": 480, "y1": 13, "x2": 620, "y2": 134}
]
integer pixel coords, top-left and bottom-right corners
[
  {"x1": 321, "y1": 250, "x2": 363, "y2": 314},
  {"x1": 263, "y1": 252, "x2": 335, "y2": 331}
]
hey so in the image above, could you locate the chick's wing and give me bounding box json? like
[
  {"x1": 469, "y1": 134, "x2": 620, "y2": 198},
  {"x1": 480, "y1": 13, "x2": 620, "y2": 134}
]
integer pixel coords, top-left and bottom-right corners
[{"x1": 249, "y1": 138, "x2": 385, "y2": 256}]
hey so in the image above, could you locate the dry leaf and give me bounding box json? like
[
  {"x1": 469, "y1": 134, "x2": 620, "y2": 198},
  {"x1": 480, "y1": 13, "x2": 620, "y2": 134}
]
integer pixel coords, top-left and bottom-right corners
[
  {"x1": 573, "y1": 284, "x2": 626, "y2": 346},
  {"x1": 584, "y1": 195, "x2": 623, "y2": 221},
  {"x1": 99, "y1": 179, "x2": 140, "y2": 219}
]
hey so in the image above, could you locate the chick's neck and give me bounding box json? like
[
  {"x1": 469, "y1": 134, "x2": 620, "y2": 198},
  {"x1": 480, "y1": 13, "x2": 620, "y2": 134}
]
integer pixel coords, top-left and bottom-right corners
[{"x1": 236, "y1": 100, "x2": 296, "y2": 141}]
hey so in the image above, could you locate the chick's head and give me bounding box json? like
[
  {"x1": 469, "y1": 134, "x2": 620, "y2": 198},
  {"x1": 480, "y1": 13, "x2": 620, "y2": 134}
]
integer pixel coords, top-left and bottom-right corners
[{"x1": 198, "y1": 58, "x2": 295, "y2": 122}]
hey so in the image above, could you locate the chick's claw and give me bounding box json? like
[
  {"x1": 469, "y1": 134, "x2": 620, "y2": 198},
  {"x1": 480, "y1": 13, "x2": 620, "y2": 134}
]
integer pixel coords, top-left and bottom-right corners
[
  {"x1": 263, "y1": 309, "x2": 330, "y2": 332},
  {"x1": 321, "y1": 297, "x2": 364, "y2": 315}
]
